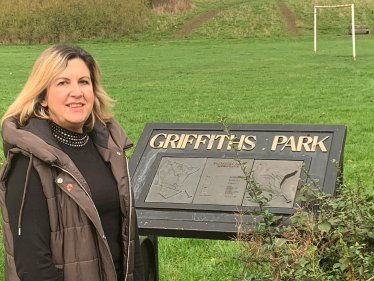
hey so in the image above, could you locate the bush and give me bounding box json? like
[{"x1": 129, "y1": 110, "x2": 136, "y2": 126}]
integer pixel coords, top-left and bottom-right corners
[
  {"x1": 0, "y1": 0, "x2": 148, "y2": 43},
  {"x1": 220, "y1": 117, "x2": 374, "y2": 280}
]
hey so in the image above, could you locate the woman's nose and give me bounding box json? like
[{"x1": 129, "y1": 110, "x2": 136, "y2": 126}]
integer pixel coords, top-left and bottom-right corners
[{"x1": 69, "y1": 82, "x2": 83, "y2": 97}]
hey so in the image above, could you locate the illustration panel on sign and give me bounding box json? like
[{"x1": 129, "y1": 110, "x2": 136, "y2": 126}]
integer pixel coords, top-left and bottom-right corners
[
  {"x1": 242, "y1": 160, "x2": 302, "y2": 208},
  {"x1": 193, "y1": 158, "x2": 254, "y2": 206},
  {"x1": 145, "y1": 157, "x2": 206, "y2": 203}
]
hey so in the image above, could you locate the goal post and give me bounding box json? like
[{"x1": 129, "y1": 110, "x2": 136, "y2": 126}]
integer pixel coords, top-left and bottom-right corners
[{"x1": 314, "y1": 4, "x2": 356, "y2": 60}]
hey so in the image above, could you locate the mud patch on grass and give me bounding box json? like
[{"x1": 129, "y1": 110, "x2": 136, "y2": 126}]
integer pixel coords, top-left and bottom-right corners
[
  {"x1": 275, "y1": 0, "x2": 298, "y2": 36},
  {"x1": 175, "y1": 9, "x2": 222, "y2": 38}
]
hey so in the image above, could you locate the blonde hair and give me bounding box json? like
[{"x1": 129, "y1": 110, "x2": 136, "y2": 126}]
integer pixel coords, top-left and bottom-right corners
[{"x1": 2, "y1": 44, "x2": 114, "y2": 131}]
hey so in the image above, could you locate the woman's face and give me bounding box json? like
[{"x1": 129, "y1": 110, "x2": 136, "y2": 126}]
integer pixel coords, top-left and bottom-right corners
[{"x1": 41, "y1": 58, "x2": 94, "y2": 133}]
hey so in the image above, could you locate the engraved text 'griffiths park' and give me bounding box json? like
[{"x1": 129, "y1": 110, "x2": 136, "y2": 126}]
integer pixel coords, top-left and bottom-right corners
[{"x1": 149, "y1": 133, "x2": 329, "y2": 152}]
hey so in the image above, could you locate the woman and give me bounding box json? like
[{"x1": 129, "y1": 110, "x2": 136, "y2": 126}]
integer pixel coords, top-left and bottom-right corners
[{"x1": 0, "y1": 45, "x2": 144, "y2": 281}]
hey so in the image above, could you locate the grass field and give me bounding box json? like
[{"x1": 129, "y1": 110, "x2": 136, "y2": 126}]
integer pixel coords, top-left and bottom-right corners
[
  {"x1": 122, "y1": 0, "x2": 374, "y2": 42},
  {"x1": 1, "y1": 34, "x2": 374, "y2": 279}
]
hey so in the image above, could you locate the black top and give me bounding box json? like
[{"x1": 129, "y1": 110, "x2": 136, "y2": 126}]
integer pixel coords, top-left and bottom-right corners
[{"x1": 6, "y1": 137, "x2": 144, "y2": 281}]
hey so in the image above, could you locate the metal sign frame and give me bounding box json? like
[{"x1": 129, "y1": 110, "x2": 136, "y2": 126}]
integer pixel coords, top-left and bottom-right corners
[{"x1": 130, "y1": 123, "x2": 346, "y2": 240}]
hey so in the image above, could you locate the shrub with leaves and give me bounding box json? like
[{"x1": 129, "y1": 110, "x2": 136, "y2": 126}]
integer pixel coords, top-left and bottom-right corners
[
  {"x1": 0, "y1": 0, "x2": 148, "y2": 43},
  {"x1": 219, "y1": 117, "x2": 374, "y2": 281}
]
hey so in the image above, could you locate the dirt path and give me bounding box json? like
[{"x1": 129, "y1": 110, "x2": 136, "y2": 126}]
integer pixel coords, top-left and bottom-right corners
[
  {"x1": 175, "y1": 0, "x2": 251, "y2": 39},
  {"x1": 175, "y1": 9, "x2": 222, "y2": 39},
  {"x1": 274, "y1": 0, "x2": 298, "y2": 36},
  {"x1": 175, "y1": 0, "x2": 298, "y2": 39}
]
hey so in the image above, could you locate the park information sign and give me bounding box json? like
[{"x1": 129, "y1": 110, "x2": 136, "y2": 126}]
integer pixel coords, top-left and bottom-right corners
[{"x1": 129, "y1": 123, "x2": 346, "y2": 239}]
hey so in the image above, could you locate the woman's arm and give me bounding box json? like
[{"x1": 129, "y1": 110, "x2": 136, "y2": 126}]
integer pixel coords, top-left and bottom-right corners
[{"x1": 5, "y1": 153, "x2": 63, "y2": 281}]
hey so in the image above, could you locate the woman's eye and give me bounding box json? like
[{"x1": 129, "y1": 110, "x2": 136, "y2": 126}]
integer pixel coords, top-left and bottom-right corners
[
  {"x1": 79, "y1": 80, "x2": 89, "y2": 85},
  {"x1": 57, "y1": 81, "x2": 67, "y2": 86}
]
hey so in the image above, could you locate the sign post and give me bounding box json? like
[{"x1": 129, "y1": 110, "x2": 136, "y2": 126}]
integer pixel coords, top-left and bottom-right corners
[{"x1": 130, "y1": 123, "x2": 346, "y2": 281}]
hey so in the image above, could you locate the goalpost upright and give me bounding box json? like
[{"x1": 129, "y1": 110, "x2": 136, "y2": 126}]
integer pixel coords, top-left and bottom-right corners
[{"x1": 314, "y1": 4, "x2": 355, "y2": 60}]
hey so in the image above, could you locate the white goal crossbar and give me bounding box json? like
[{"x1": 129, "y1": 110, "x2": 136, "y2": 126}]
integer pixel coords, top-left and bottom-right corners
[{"x1": 314, "y1": 4, "x2": 356, "y2": 60}]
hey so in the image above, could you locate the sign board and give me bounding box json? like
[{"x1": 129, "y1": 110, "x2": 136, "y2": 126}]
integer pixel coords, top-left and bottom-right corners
[{"x1": 129, "y1": 123, "x2": 346, "y2": 240}]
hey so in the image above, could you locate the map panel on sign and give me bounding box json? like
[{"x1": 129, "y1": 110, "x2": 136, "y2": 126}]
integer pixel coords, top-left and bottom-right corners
[
  {"x1": 145, "y1": 157, "x2": 206, "y2": 203},
  {"x1": 242, "y1": 160, "x2": 302, "y2": 208},
  {"x1": 193, "y1": 158, "x2": 254, "y2": 205},
  {"x1": 145, "y1": 157, "x2": 302, "y2": 208}
]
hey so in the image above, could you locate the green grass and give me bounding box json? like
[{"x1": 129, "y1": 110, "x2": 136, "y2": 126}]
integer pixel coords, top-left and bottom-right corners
[
  {"x1": 284, "y1": 0, "x2": 374, "y2": 36},
  {"x1": 158, "y1": 238, "x2": 242, "y2": 280},
  {"x1": 188, "y1": 0, "x2": 288, "y2": 39},
  {"x1": 1, "y1": 35, "x2": 374, "y2": 279},
  {"x1": 119, "y1": 0, "x2": 374, "y2": 42},
  {"x1": 2, "y1": 0, "x2": 374, "y2": 43}
]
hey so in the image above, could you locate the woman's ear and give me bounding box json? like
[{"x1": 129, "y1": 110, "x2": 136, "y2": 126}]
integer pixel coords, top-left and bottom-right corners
[
  {"x1": 39, "y1": 89, "x2": 48, "y2": 107},
  {"x1": 40, "y1": 99, "x2": 47, "y2": 107}
]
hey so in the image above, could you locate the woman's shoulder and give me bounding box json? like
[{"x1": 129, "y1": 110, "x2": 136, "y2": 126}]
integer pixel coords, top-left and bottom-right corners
[
  {"x1": 4, "y1": 153, "x2": 42, "y2": 198},
  {"x1": 105, "y1": 118, "x2": 133, "y2": 150},
  {"x1": 6, "y1": 153, "x2": 35, "y2": 179}
]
